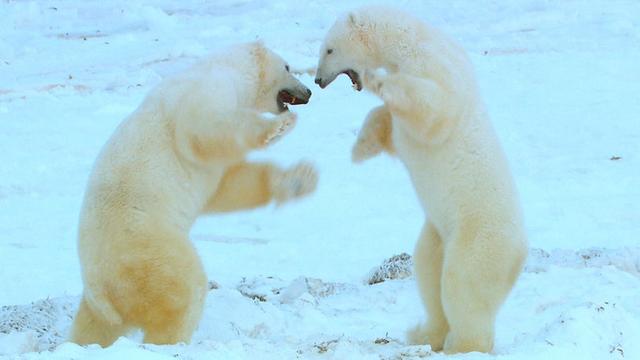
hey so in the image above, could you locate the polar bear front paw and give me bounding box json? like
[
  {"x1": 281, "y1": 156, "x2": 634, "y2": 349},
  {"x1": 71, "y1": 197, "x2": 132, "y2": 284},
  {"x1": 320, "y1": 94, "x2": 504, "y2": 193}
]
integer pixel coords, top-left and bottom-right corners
[
  {"x1": 271, "y1": 162, "x2": 318, "y2": 204},
  {"x1": 351, "y1": 134, "x2": 383, "y2": 163},
  {"x1": 363, "y1": 70, "x2": 409, "y2": 112},
  {"x1": 362, "y1": 68, "x2": 387, "y2": 95},
  {"x1": 263, "y1": 112, "x2": 297, "y2": 146},
  {"x1": 351, "y1": 105, "x2": 392, "y2": 163}
]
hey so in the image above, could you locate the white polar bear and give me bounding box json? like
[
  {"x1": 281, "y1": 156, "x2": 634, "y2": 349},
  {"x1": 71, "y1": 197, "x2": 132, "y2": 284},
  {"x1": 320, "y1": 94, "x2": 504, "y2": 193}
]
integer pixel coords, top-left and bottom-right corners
[
  {"x1": 71, "y1": 42, "x2": 318, "y2": 347},
  {"x1": 315, "y1": 6, "x2": 528, "y2": 354}
]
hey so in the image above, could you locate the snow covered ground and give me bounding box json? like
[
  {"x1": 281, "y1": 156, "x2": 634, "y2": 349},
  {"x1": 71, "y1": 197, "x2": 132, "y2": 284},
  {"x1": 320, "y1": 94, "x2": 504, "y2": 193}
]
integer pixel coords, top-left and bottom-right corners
[{"x1": 1, "y1": 0, "x2": 639, "y2": 359}]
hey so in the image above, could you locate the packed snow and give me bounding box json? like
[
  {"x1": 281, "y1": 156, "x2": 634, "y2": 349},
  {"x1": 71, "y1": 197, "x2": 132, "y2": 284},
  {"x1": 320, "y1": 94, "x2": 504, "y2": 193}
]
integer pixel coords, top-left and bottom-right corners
[{"x1": 1, "y1": 0, "x2": 639, "y2": 359}]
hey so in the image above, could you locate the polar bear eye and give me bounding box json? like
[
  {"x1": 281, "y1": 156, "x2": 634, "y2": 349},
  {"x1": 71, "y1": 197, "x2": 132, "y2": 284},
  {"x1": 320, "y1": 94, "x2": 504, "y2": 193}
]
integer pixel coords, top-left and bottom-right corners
[
  {"x1": 285, "y1": 64, "x2": 290, "y2": 72},
  {"x1": 327, "y1": 49, "x2": 334, "y2": 55}
]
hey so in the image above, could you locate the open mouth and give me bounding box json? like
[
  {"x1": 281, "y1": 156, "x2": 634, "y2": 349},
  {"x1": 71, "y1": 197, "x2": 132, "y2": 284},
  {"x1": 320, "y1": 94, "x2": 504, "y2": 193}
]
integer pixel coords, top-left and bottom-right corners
[
  {"x1": 315, "y1": 69, "x2": 362, "y2": 91},
  {"x1": 342, "y1": 69, "x2": 362, "y2": 91},
  {"x1": 277, "y1": 89, "x2": 310, "y2": 112}
]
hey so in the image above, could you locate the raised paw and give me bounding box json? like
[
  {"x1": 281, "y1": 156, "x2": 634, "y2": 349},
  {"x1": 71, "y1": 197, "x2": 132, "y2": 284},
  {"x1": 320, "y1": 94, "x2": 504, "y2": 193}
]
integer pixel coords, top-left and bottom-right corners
[
  {"x1": 362, "y1": 68, "x2": 387, "y2": 95},
  {"x1": 364, "y1": 71, "x2": 409, "y2": 112},
  {"x1": 271, "y1": 162, "x2": 318, "y2": 204},
  {"x1": 351, "y1": 105, "x2": 392, "y2": 163},
  {"x1": 263, "y1": 112, "x2": 297, "y2": 146},
  {"x1": 351, "y1": 135, "x2": 383, "y2": 163}
]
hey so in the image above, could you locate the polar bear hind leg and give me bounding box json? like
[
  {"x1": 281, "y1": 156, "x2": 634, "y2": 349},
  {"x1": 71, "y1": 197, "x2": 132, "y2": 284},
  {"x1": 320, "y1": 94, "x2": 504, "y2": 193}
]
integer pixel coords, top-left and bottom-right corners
[
  {"x1": 408, "y1": 222, "x2": 449, "y2": 351},
  {"x1": 110, "y1": 231, "x2": 207, "y2": 345},
  {"x1": 440, "y1": 226, "x2": 524, "y2": 354},
  {"x1": 142, "y1": 240, "x2": 206, "y2": 345},
  {"x1": 71, "y1": 298, "x2": 130, "y2": 347}
]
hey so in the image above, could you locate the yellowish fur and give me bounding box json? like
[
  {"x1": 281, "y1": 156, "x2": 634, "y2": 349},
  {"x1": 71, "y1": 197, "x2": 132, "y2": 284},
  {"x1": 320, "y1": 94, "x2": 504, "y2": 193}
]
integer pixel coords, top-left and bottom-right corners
[
  {"x1": 317, "y1": 6, "x2": 527, "y2": 354},
  {"x1": 71, "y1": 42, "x2": 317, "y2": 347}
]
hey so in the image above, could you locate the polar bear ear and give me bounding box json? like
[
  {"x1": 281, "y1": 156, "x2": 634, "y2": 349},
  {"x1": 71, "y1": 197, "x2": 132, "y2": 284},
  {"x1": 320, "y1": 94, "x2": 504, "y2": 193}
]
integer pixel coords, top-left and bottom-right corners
[
  {"x1": 250, "y1": 40, "x2": 268, "y2": 83},
  {"x1": 251, "y1": 40, "x2": 267, "y2": 54},
  {"x1": 251, "y1": 40, "x2": 267, "y2": 64},
  {"x1": 347, "y1": 12, "x2": 363, "y2": 28}
]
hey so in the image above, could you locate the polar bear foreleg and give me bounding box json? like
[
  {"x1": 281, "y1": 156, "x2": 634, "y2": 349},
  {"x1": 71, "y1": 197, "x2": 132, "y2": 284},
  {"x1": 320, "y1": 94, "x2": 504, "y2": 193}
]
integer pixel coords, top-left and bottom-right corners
[
  {"x1": 363, "y1": 71, "x2": 452, "y2": 145},
  {"x1": 240, "y1": 110, "x2": 298, "y2": 148},
  {"x1": 202, "y1": 161, "x2": 318, "y2": 213},
  {"x1": 178, "y1": 111, "x2": 297, "y2": 164},
  {"x1": 352, "y1": 105, "x2": 395, "y2": 163}
]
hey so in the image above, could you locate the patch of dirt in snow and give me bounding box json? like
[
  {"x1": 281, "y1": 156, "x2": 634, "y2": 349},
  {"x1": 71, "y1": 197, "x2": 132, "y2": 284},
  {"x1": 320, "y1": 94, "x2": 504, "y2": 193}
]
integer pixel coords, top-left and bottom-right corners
[{"x1": 367, "y1": 253, "x2": 413, "y2": 285}]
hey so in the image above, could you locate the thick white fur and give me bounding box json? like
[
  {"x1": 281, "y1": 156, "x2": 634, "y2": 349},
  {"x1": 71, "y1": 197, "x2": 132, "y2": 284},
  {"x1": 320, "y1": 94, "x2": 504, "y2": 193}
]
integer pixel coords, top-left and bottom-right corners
[
  {"x1": 317, "y1": 6, "x2": 527, "y2": 354},
  {"x1": 71, "y1": 42, "x2": 318, "y2": 346}
]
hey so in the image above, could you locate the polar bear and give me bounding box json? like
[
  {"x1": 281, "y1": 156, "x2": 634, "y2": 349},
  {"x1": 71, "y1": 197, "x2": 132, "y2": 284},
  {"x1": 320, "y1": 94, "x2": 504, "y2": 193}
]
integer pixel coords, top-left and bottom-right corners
[
  {"x1": 70, "y1": 42, "x2": 318, "y2": 347},
  {"x1": 315, "y1": 7, "x2": 527, "y2": 354}
]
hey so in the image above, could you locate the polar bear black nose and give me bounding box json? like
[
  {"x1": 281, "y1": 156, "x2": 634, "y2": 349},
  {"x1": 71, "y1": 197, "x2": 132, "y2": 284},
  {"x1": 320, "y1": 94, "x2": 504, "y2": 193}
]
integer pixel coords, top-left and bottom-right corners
[
  {"x1": 314, "y1": 77, "x2": 328, "y2": 89},
  {"x1": 306, "y1": 88, "x2": 312, "y2": 97}
]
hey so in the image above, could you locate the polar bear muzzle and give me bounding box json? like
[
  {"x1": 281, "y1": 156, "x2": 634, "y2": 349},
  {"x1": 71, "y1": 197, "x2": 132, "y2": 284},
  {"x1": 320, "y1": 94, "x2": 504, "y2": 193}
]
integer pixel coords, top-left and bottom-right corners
[
  {"x1": 315, "y1": 69, "x2": 362, "y2": 91},
  {"x1": 276, "y1": 87, "x2": 312, "y2": 112}
]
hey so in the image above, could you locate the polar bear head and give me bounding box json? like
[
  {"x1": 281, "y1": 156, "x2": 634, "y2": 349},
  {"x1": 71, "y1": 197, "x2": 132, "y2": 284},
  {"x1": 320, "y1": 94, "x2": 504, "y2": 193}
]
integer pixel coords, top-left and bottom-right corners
[
  {"x1": 314, "y1": 11, "x2": 373, "y2": 91},
  {"x1": 315, "y1": 6, "x2": 424, "y2": 91},
  {"x1": 248, "y1": 42, "x2": 313, "y2": 114}
]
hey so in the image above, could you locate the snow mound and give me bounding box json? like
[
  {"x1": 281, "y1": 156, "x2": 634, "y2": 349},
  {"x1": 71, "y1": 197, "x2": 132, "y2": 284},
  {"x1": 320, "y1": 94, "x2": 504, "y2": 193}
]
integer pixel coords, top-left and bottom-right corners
[
  {"x1": 367, "y1": 253, "x2": 413, "y2": 285},
  {"x1": 525, "y1": 247, "x2": 640, "y2": 276},
  {"x1": 0, "y1": 331, "x2": 38, "y2": 356},
  {"x1": 236, "y1": 275, "x2": 288, "y2": 302}
]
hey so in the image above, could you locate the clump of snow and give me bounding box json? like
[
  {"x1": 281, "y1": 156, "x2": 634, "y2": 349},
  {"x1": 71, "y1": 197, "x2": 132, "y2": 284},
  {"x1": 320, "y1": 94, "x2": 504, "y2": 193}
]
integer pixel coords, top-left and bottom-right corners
[
  {"x1": 277, "y1": 277, "x2": 316, "y2": 304},
  {"x1": 0, "y1": 331, "x2": 38, "y2": 356},
  {"x1": 0, "y1": 297, "x2": 77, "y2": 352},
  {"x1": 278, "y1": 276, "x2": 353, "y2": 304},
  {"x1": 311, "y1": 337, "x2": 341, "y2": 353},
  {"x1": 367, "y1": 253, "x2": 413, "y2": 285},
  {"x1": 303, "y1": 277, "x2": 351, "y2": 298},
  {"x1": 237, "y1": 276, "x2": 353, "y2": 304},
  {"x1": 236, "y1": 276, "x2": 287, "y2": 302}
]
